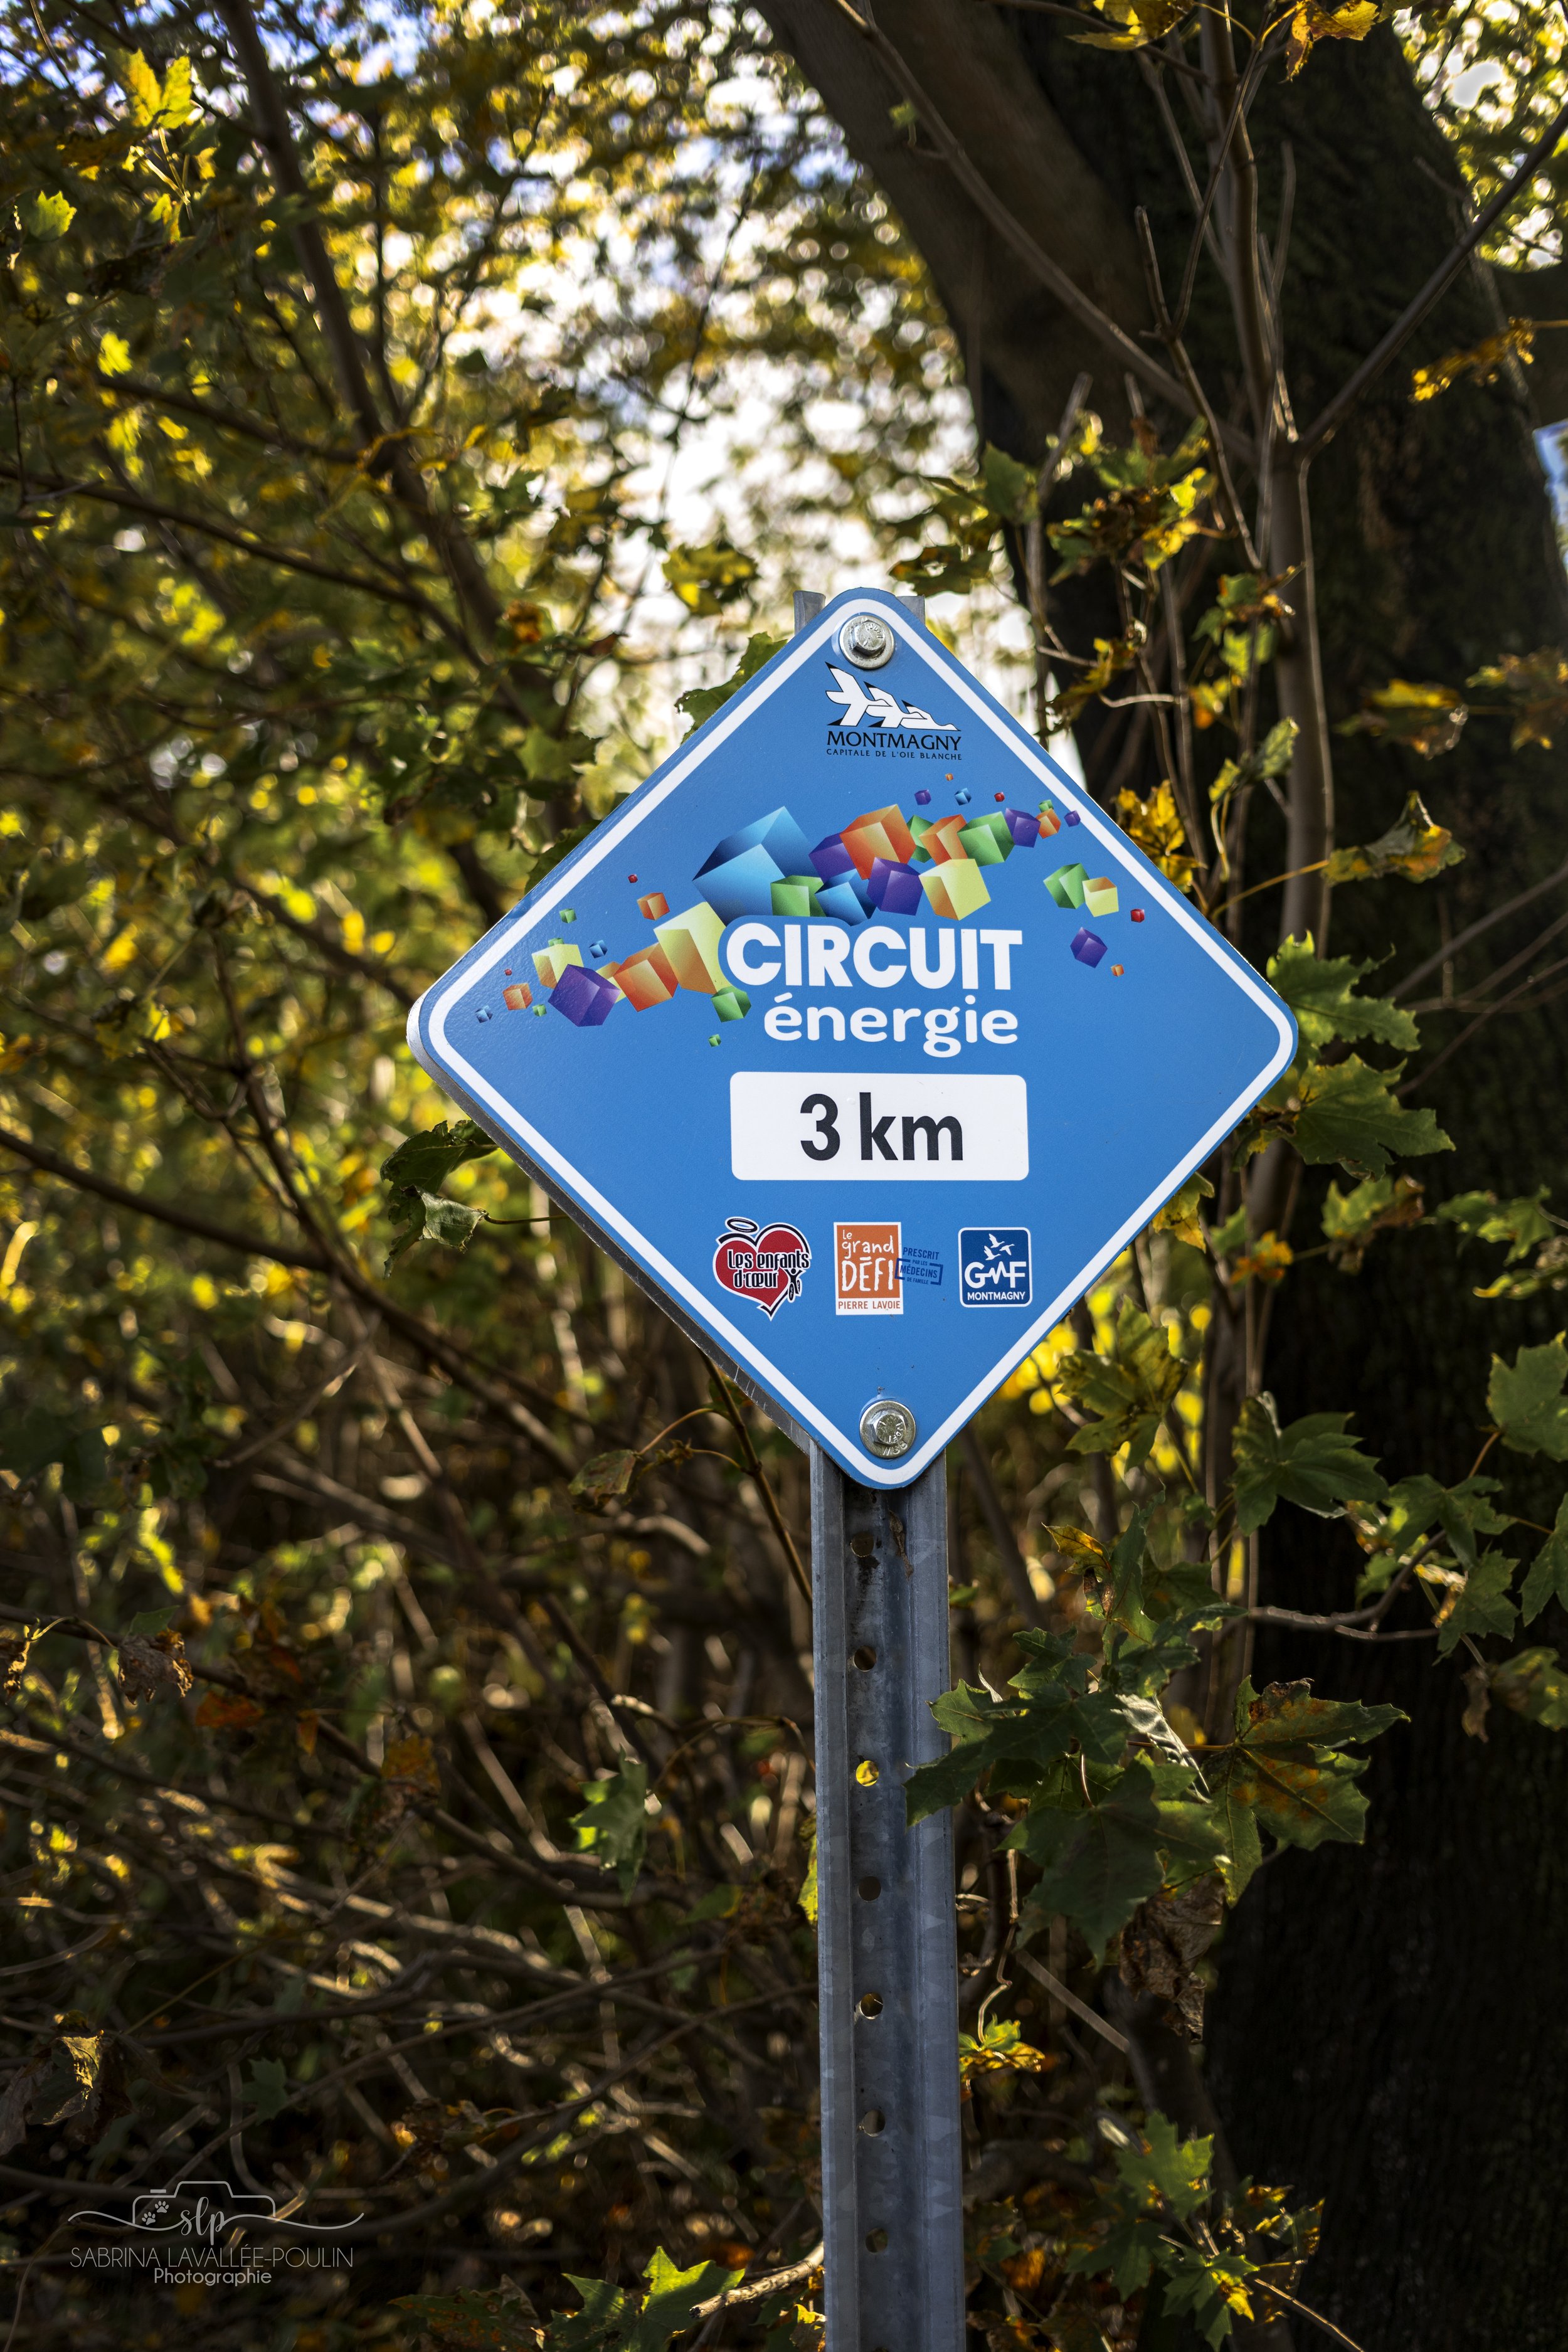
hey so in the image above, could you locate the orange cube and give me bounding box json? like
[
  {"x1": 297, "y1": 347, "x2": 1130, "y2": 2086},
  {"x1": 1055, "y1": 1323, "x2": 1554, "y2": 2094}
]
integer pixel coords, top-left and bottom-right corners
[
  {"x1": 614, "y1": 942, "x2": 681, "y2": 1010},
  {"x1": 840, "y1": 804, "x2": 918, "y2": 879},
  {"x1": 637, "y1": 891, "x2": 669, "y2": 923},
  {"x1": 502, "y1": 982, "x2": 532, "y2": 1010}
]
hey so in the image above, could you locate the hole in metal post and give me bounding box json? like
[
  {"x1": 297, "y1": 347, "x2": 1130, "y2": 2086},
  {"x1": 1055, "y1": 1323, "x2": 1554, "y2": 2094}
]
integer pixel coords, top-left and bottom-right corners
[
  {"x1": 866, "y1": 2228, "x2": 889, "y2": 2252},
  {"x1": 857, "y1": 1875, "x2": 881, "y2": 1901},
  {"x1": 859, "y1": 2108, "x2": 886, "y2": 2136},
  {"x1": 850, "y1": 1533, "x2": 876, "y2": 1557},
  {"x1": 858, "y1": 1991, "x2": 884, "y2": 2018},
  {"x1": 852, "y1": 1645, "x2": 876, "y2": 1670},
  {"x1": 855, "y1": 1758, "x2": 880, "y2": 1787}
]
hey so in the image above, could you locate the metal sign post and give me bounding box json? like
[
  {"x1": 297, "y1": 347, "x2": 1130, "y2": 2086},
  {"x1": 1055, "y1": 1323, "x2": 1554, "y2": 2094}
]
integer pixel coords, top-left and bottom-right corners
[
  {"x1": 810, "y1": 1446, "x2": 963, "y2": 2351},
  {"x1": 793, "y1": 591, "x2": 963, "y2": 2351},
  {"x1": 406, "y1": 577, "x2": 1298, "y2": 2348}
]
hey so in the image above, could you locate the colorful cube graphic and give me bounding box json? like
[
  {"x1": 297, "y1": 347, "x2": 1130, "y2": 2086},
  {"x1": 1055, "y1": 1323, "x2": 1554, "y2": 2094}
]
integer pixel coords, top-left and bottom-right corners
[
  {"x1": 1083, "y1": 876, "x2": 1120, "y2": 918},
  {"x1": 502, "y1": 982, "x2": 532, "y2": 1011},
  {"x1": 840, "y1": 804, "x2": 918, "y2": 879},
  {"x1": 1111, "y1": 963, "x2": 1125, "y2": 976},
  {"x1": 809, "y1": 832, "x2": 857, "y2": 885},
  {"x1": 712, "y1": 987, "x2": 752, "y2": 1023},
  {"x1": 921, "y1": 859, "x2": 992, "y2": 920},
  {"x1": 637, "y1": 892, "x2": 669, "y2": 923},
  {"x1": 914, "y1": 788, "x2": 932, "y2": 806},
  {"x1": 817, "y1": 880, "x2": 871, "y2": 926},
  {"x1": 1004, "y1": 807, "x2": 1041, "y2": 850},
  {"x1": 615, "y1": 942, "x2": 680, "y2": 1010},
  {"x1": 1131, "y1": 908, "x2": 1146, "y2": 923},
  {"x1": 588, "y1": 940, "x2": 607, "y2": 958},
  {"x1": 1038, "y1": 801, "x2": 1062, "y2": 838},
  {"x1": 695, "y1": 808, "x2": 815, "y2": 921},
  {"x1": 549, "y1": 963, "x2": 620, "y2": 1026},
  {"x1": 532, "y1": 940, "x2": 583, "y2": 988},
  {"x1": 656, "y1": 901, "x2": 727, "y2": 993},
  {"x1": 770, "y1": 876, "x2": 822, "y2": 920},
  {"x1": 954, "y1": 788, "x2": 972, "y2": 805},
  {"x1": 918, "y1": 813, "x2": 970, "y2": 865},
  {"x1": 868, "y1": 857, "x2": 924, "y2": 916},
  {"x1": 958, "y1": 813, "x2": 1014, "y2": 866},
  {"x1": 1044, "y1": 863, "x2": 1089, "y2": 910},
  {"x1": 1071, "y1": 927, "x2": 1108, "y2": 967},
  {"x1": 1064, "y1": 809, "x2": 1082, "y2": 827}
]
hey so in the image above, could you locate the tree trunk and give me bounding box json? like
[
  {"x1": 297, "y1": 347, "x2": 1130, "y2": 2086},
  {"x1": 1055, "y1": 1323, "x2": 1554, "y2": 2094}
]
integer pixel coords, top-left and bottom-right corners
[{"x1": 760, "y1": 8, "x2": 1568, "y2": 2340}]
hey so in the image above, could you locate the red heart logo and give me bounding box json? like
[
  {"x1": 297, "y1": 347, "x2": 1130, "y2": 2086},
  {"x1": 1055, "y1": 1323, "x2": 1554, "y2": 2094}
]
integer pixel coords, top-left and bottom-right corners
[{"x1": 712, "y1": 1217, "x2": 811, "y2": 1318}]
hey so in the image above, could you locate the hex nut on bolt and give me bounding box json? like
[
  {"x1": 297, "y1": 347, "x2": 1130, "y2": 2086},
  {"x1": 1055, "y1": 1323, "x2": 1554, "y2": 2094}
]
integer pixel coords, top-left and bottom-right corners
[
  {"x1": 837, "y1": 612, "x2": 896, "y2": 670},
  {"x1": 859, "y1": 1399, "x2": 917, "y2": 1459}
]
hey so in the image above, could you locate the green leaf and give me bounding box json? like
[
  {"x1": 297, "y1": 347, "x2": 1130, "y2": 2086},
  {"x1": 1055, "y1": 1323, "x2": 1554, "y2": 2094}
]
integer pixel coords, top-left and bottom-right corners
[
  {"x1": 1489, "y1": 1646, "x2": 1568, "y2": 1730},
  {"x1": 979, "y1": 441, "x2": 1036, "y2": 522},
  {"x1": 661, "y1": 539, "x2": 756, "y2": 617},
  {"x1": 797, "y1": 1818, "x2": 817, "y2": 1924},
  {"x1": 1488, "y1": 1336, "x2": 1568, "y2": 1459},
  {"x1": 569, "y1": 1449, "x2": 639, "y2": 1512},
  {"x1": 1012, "y1": 1766, "x2": 1227, "y2": 1954},
  {"x1": 546, "y1": 2277, "x2": 638, "y2": 2350},
  {"x1": 1325, "y1": 788, "x2": 1465, "y2": 879},
  {"x1": 627, "y1": 2249, "x2": 744, "y2": 2352},
  {"x1": 1321, "y1": 1172, "x2": 1425, "y2": 1271},
  {"x1": 380, "y1": 1117, "x2": 498, "y2": 1195},
  {"x1": 244, "y1": 2057, "x2": 290, "y2": 2121},
  {"x1": 674, "y1": 633, "x2": 788, "y2": 738},
  {"x1": 1521, "y1": 1497, "x2": 1568, "y2": 1624},
  {"x1": 19, "y1": 189, "x2": 75, "y2": 241},
  {"x1": 1290, "y1": 1055, "x2": 1453, "y2": 1179},
  {"x1": 1056, "y1": 1301, "x2": 1188, "y2": 1467},
  {"x1": 1436, "y1": 1551, "x2": 1517, "y2": 1658},
  {"x1": 1266, "y1": 935, "x2": 1418, "y2": 1052},
  {"x1": 1205, "y1": 1679, "x2": 1404, "y2": 1896},
  {"x1": 569, "y1": 1758, "x2": 650, "y2": 1895},
  {"x1": 1231, "y1": 1396, "x2": 1387, "y2": 1535},
  {"x1": 1438, "y1": 1187, "x2": 1555, "y2": 1264}
]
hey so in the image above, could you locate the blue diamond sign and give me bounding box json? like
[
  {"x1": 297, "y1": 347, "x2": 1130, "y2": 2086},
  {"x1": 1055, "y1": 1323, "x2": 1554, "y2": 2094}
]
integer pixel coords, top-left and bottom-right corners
[{"x1": 408, "y1": 588, "x2": 1295, "y2": 1485}]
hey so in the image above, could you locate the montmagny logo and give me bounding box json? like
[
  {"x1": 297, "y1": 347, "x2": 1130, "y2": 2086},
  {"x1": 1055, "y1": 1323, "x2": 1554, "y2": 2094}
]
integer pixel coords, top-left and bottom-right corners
[{"x1": 824, "y1": 665, "x2": 960, "y2": 737}]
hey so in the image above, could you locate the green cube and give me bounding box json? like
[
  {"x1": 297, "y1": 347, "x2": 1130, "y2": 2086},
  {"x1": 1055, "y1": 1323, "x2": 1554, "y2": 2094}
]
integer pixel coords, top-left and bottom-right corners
[
  {"x1": 1044, "y1": 862, "x2": 1088, "y2": 909},
  {"x1": 958, "y1": 813, "x2": 1013, "y2": 866},
  {"x1": 771, "y1": 876, "x2": 821, "y2": 918},
  {"x1": 713, "y1": 988, "x2": 751, "y2": 1023}
]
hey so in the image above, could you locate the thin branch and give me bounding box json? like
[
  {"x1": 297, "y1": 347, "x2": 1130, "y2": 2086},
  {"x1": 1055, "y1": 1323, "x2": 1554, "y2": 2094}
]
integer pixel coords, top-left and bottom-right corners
[
  {"x1": 1392, "y1": 855, "x2": 1568, "y2": 1000},
  {"x1": 1301, "y1": 90, "x2": 1568, "y2": 461},
  {"x1": 822, "y1": 0, "x2": 1251, "y2": 449},
  {"x1": 1399, "y1": 951, "x2": 1568, "y2": 1096},
  {"x1": 0, "y1": 1120, "x2": 332, "y2": 1269}
]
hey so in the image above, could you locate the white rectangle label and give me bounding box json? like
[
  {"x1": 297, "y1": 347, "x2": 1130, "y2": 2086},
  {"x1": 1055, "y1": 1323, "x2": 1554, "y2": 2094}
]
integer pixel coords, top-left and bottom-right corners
[{"x1": 731, "y1": 1071, "x2": 1028, "y2": 1182}]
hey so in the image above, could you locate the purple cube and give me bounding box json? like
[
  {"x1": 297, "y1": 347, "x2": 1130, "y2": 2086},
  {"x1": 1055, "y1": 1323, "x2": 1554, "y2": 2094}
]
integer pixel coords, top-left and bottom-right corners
[
  {"x1": 810, "y1": 832, "x2": 856, "y2": 884},
  {"x1": 868, "y1": 857, "x2": 924, "y2": 916},
  {"x1": 1070, "y1": 927, "x2": 1108, "y2": 968},
  {"x1": 914, "y1": 788, "x2": 932, "y2": 807},
  {"x1": 1004, "y1": 807, "x2": 1041, "y2": 850},
  {"x1": 1064, "y1": 808, "x2": 1082, "y2": 827},
  {"x1": 549, "y1": 963, "x2": 619, "y2": 1026}
]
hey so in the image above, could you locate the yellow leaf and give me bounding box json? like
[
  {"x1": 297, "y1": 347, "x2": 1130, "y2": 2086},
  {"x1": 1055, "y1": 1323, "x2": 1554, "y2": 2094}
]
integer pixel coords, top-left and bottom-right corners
[
  {"x1": 1113, "y1": 779, "x2": 1197, "y2": 893},
  {"x1": 99, "y1": 332, "x2": 132, "y2": 376},
  {"x1": 161, "y1": 56, "x2": 194, "y2": 127},
  {"x1": 1285, "y1": 0, "x2": 1379, "y2": 78},
  {"x1": 120, "y1": 48, "x2": 163, "y2": 127}
]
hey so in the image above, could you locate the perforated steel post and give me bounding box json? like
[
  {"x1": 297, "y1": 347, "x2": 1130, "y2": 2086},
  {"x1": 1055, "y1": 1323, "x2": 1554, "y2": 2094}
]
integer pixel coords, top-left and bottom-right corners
[
  {"x1": 792, "y1": 580, "x2": 963, "y2": 2352},
  {"x1": 810, "y1": 1448, "x2": 963, "y2": 2352}
]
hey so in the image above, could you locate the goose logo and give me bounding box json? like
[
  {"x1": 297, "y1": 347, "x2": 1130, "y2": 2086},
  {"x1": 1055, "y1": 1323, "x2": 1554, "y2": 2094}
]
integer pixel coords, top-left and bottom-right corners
[{"x1": 825, "y1": 665, "x2": 960, "y2": 740}]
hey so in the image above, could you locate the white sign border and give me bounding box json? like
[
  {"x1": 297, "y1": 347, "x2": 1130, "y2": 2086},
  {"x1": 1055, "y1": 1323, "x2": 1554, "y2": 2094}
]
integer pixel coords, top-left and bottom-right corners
[{"x1": 408, "y1": 590, "x2": 1296, "y2": 1486}]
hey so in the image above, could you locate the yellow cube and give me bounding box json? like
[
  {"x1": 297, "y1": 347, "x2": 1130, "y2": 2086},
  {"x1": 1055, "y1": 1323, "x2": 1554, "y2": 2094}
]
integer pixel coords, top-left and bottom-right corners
[
  {"x1": 532, "y1": 941, "x2": 584, "y2": 989},
  {"x1": 1083, "y1": 877, "x2": 1120, "y2": 918},
  {"x1": 655, "y1": 900, "x2": 727, "y2": 993},
  {"x1": 920, "y1": 859, "x2": 992, "y2": 920}
]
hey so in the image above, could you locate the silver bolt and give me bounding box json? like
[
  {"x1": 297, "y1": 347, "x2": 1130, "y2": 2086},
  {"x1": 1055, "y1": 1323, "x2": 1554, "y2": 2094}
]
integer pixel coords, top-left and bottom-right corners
[
  {"x1": 859, "y1": 1399, "x2": 917, "y2": 1459},
  {"x1": 837, "y1": 612, "x2": 896, "y2": 670}
]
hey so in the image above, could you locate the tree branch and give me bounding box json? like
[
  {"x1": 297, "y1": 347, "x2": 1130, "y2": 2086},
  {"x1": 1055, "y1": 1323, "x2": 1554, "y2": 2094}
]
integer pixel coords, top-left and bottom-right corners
[
  {"x1": 0, "y1": 1121, "x2": 331, "y2": 1270},
  {"x1": 1300, "y1": 90, "x2": 1568, "y2": 462}
]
